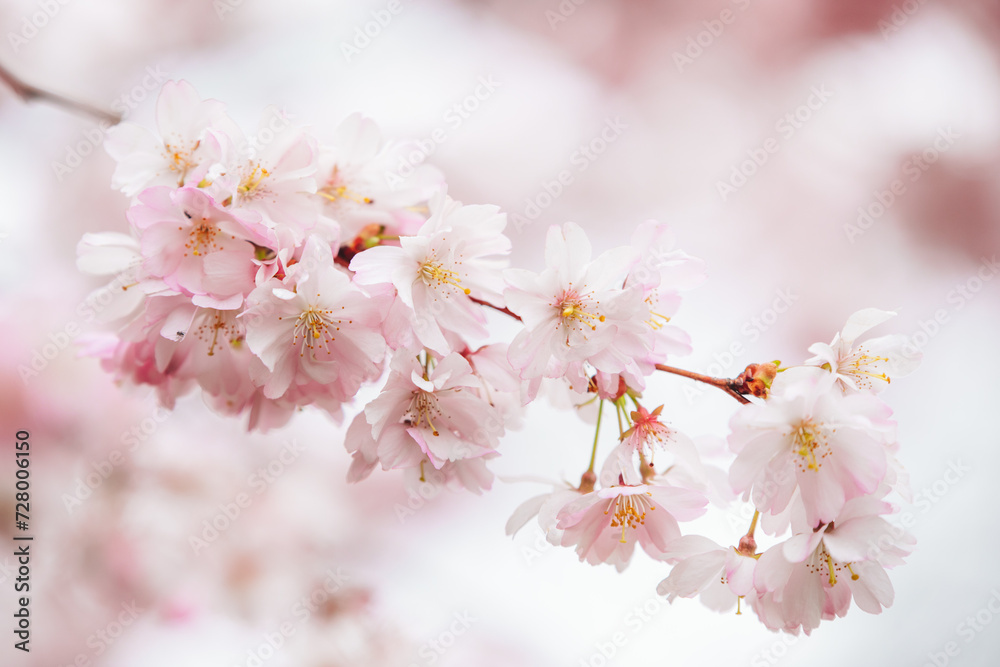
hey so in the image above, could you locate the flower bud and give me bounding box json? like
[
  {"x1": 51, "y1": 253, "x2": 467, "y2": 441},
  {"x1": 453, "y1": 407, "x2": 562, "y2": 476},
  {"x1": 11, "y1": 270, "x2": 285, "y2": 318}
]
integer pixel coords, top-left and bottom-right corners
[{"x1": 734, "y1": 361, "x2": 779, "y2": 398}]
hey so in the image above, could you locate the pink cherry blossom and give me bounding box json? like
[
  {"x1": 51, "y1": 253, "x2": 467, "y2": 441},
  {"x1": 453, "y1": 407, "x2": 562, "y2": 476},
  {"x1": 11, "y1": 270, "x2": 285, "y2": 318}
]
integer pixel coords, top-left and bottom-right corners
[
  {"x1": 127, "y1": 186, "x2": 273, "y2": 307},
  {"x1": 806, "y1": 308, "x2": 922, "y2": 394},
  {"x1": 241, "y1": 235, "x2": 388, "y2": 402},
  {"x1": 555, "y1": 482, "x2": 707, "y2": 571},
  {"x1": 625, "y1": 220, "x2": 705, "y2": 364},
  {"x1": 505, "y1": 485, "x2": 584, "y2": 546},
  {"x1": 317, "y1": 113, "x2": 444, "y2": 240},
  {"x1": 728, "y1": 368, "x2": 896, "y2": 528},
  {"x1": 656, "y1": 535, "x2": 758, "y2": 613},
  {"x1": 76, "y1": 231, "x2": 167, "y2": 323},
  {"x1": 105, "y1": 79, "x2": 240, "y2": 197},
  {"x1": 504, "y1": 222, "x2": 650, "y2": 396},
  {"x1": 349, "y1": 194, "x2": 510, "y2": 354},
  {"x1": 210, "y1": 110, "x2": 321, "y2": 245},
  {"x1": 345, "y1": 352, "x2": 505, "y2": 489},
  {"x1": 751, "y1": 495, "x2": 912, "y2": 634}
]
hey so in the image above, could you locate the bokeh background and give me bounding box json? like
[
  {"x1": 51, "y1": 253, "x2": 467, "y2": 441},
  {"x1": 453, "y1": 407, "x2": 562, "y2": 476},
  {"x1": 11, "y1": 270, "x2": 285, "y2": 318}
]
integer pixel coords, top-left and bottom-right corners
[{"x1": 2, "y1": 0, "x2": 999, "y2": 665}]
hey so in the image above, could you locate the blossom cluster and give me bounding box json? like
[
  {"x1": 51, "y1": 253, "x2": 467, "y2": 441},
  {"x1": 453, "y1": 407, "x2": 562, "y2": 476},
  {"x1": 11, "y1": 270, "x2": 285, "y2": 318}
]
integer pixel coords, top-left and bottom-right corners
[{"x1": 80, "y1": 80, "x2": 921, "y2": 635}]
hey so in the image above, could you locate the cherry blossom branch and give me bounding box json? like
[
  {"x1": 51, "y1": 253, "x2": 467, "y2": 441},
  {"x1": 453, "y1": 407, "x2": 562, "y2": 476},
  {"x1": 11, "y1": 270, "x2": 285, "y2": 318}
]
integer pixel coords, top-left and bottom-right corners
[
  {"x1": 0, "y1": 60, "x2": 121, "y2": 125},
  {"x1": 654, "y1": 363, "x2": 751, "y2": 404},
  {"x1": 469, "y1": 296, "x2": 521, "y2": 321}
]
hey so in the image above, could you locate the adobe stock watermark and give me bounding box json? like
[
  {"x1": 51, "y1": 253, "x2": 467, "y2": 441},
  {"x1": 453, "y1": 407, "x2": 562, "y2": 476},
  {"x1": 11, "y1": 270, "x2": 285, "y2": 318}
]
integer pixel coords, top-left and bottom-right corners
[
  {"x1": 339, "y1": 0, "x2": 412, "y2": 62},
  {"x1": 213, "y1": 0, "x2": 248, "y2": 20},
  {"x1": 393, "y1": 410, "x2": 506, "y2": 523},
  {"x1": 921, "y1": 588, "x2": 1000, "y2": 667},
  {"x1": 383, "y1": 75, "x2": 502, "y2": 190},
  {"x1": 716, "y1": 84, "x2": 834, "y2": 202},
  {"x1": 17, "y1": 265, "x2": 138, "y2": 383},
  {"x1": 7, "y1": 0, "x2": 74, "y2": 53},
  {"x1": 516, "y1": 522, "x2": 557, "y2": 566},
  {"x1": 578, "y1": 594, "x2": 668, "y2": 667},
  {"x1": 750, "y1": 632, "x2": 801, "y2": 667},
  {"x1": 844, "y1": 127, "x2": 960, "y2": 243},
  {"x1": 56, "y1": 601, "x2": 144, "y2": 667},
  {"x1": 189, "y1": 439, "x2": 306, "y2": 555},
  {"x1": 509, "y1": 116, "x2": 628, "y2": 234},
  {"x1": 878, "y1": 0, "x2": 931, "y2": 39},
  {"x1": 673, "y1": 0, "x2": 755, "y2": 73},
  {"x1": 406, "y1": 611, "x2": 478, "y2": 666},
  {"x1": 232, "y1": 567, "x2": 352, "y2": 667},
  {"x1": 684, "y1": 287, "x2": 799, "y2": 404},
  {"x1": 51, "y1": 65, "x2": 171, "y2": 182},
  {"x1": 864, "y1": 459, "x2": 970, "y2": 564},
  {"x1": 900, "y1": 255, "x2": 1000, "y2": 357},
  {"x1": 544, "y1": 0, "x2": 589, "y2": 30},
  {"x1": 61, "y1": 406, "x2": 172, "y2": 514}
]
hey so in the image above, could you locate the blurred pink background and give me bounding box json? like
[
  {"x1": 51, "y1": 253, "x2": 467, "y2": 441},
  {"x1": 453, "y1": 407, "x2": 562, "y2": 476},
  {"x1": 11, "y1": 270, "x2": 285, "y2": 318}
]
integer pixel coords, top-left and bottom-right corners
[{"x1": 2, "y1": 0, "x2": 998, "y2": 665}]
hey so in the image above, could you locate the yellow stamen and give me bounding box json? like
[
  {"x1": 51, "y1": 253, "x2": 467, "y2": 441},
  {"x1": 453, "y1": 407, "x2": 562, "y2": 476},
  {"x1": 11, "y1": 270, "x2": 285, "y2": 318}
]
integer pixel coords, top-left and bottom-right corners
[
  {"x1": 420, "y1": 261, "x2": 470, "y2": 295},
  {"x1": 318, "y1": 185, "x2": 373, "y2": 205},
  {"x1": 238, "y1": 164, "x2": 270, "y2": 195},
  {"x1": 604, "y1": 492, "x2": 655, "y2": 544}
]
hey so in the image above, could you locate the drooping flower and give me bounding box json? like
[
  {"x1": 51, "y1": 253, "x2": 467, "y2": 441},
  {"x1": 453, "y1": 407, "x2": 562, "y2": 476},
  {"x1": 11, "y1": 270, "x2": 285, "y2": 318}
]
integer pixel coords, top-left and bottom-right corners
[
  {"x1": 751, "y1": 495, "x2": 913, "y2": 634},
  {"x1": 656, "y1": 535, "x2": 759, "y2": 613},
  {"x1": 344, "y1": 352, "x2": 505, "y2": 489},
  {"x1": 728, "y1": 368, "x2": 896, "y2": 528},
  {"x1": 505, "y1": 484, "x2": 584, "y2": 546},
  {"x1": 555, "y1": 482, "x2": 707, "y2": 571},
  {"x1": 805, "y1": 308, "x2": 921, "y2": 394}
]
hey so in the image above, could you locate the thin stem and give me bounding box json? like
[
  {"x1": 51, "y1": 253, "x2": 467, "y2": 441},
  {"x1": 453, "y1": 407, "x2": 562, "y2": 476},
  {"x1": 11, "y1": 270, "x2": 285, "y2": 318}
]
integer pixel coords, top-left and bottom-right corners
[
  {"x1": 468, "y1": 296, "x2": 521, "y2": 321},
  {"x1": 746, "y1": 509, "x2": 759, "y2": 538},
  {"x1": 0, "y1": 60, "x2": 121, "y2": 125},
  {"x1": 655, "y1": 363, "x2": 750, "y2": 404},
  {"x1": 586, "y1": 400, "x2": 604, "y2": 473}
]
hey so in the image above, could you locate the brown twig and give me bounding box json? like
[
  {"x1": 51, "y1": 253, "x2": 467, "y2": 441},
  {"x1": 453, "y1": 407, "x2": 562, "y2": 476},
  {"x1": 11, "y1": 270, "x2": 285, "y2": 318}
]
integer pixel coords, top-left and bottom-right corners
[
  {"x1": 469, "y1": 296, "x2": 521, "y2": 321},
  {"x1": 655, "y1": 363, "x2": 751, "y2": 404},
  {"x1": 0, "y1": 60, "x2": 121, "y2": 125}
]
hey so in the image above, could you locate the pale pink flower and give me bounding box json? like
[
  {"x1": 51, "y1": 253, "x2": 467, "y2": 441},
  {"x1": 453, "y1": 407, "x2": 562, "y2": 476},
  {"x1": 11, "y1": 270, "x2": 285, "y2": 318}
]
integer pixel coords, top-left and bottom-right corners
[
  {"x1": 345, "y1": 352, "x2": 505, "y2": 485},
  {"x1": 806, "y1": 308, "x2": 921, "y2": 394},
  {"x1": 402, "y1": 454, "x2": 499, "y2": 495},
  {"x1": 505, "y1": 485, "x2": 583, "y2": 545},
  {"x1": 210, "y1": 111, "x2": 321, "y2": 246},
  {"x1": 505, "y1": 222, "x2": 650, "y2": 396},
  {"x1": 656, "y1": 535, "x2": 758, "y2": 613},
  {"x1": 728, "y1": 369, "x2": 896, "y2": 528},
  {"x1": 241, "y1": 235, "x2": 388, "y2": 401},
  {"x1": 625, "y1": 220, "x2": 705, "y2": 364},
  {"x1": 751, "y1": 495, "x2": 912, "y2": 634},
  {"x1": 555, "y1": 483, "x2": 707, "y2": 571},
  {"x1": 127, "y1": 186, "x2": 273, "y2": 308},
  {"x1": 317, "y1": 113, "x2": 444, "y2": 240},
  {"x1": 612, "y1": 404, "x2": 683, "y2": 477},
  {"x1": 105, "y1": 80, "x2": 239, "y2": 197},
  {"x1": 349, "y1": 194, "x2": 510, "y2": 354},
  {"x1": 76, "y1": 231, "x2": 167, "y2": 323}
]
